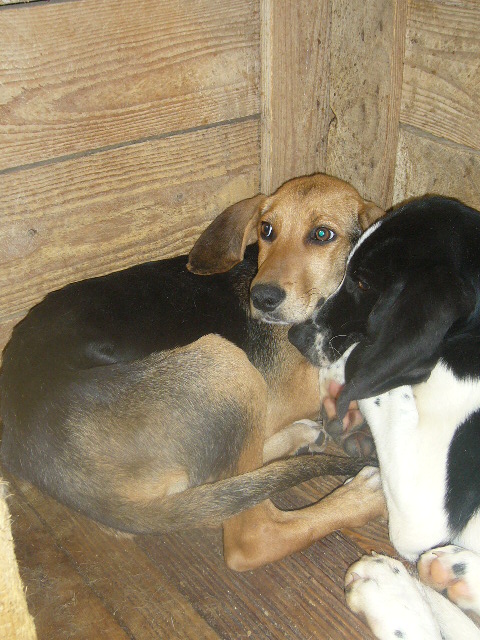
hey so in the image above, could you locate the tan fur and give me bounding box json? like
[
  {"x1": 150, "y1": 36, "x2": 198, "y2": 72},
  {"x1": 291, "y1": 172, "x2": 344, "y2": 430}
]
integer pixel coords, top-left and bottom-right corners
[
  {"x1": 2, "y1": 173, "x2": 386, "y2": 571},
  {"x1": 252, "y1": 175, "x2": 382, "y2": 323},
  {"x1": 188, "y1": 174, "x2": 385, "y2": 569}
]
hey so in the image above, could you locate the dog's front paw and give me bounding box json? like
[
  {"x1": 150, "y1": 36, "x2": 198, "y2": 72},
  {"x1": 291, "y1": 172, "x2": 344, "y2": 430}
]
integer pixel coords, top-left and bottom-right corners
[
  {"x1": 345, "y1": 554, "x2": 442, "y2": 640},
  {"x1": 418, "y1": 545, "x2": 480, "y2": 615},
  {"x1": 320, "y1": 403, "x2": 375, "y2": 458},
  {"x1": 291, "y1": 419, "x2": 329, "y2": 455},
  {"x1": 342, "y1": 423, "x2": 376, "y2": 459}
]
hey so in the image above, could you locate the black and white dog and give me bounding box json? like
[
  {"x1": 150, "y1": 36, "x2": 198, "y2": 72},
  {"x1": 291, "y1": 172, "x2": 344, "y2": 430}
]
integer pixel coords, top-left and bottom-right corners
[{"x1": 289, "y1": 197, "x2": 480, "y2": 639}]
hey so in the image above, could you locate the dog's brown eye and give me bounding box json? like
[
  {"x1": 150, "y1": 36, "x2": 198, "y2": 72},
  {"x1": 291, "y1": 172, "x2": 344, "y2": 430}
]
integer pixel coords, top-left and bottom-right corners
[
  {"x1": 358, "y1": 279, "x2": 370, "y2": 291},
  {"x1": 312, "y1": 227, "x2": 335, "y2": 244},
  {"x1": 260, "y1": 221, "x2": 274, "y2": 241}
]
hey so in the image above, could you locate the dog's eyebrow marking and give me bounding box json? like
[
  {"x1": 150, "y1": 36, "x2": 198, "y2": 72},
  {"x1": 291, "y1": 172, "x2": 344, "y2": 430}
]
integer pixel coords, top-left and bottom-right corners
[{"x1": 346, "y1": 218, "x2": 383, "y2": 267}]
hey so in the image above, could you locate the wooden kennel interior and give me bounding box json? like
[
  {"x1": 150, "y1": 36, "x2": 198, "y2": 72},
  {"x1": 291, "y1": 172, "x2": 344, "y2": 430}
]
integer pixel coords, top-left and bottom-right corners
[{"x1": 0, "y1": 1, "x2": 479, "y2": 639}]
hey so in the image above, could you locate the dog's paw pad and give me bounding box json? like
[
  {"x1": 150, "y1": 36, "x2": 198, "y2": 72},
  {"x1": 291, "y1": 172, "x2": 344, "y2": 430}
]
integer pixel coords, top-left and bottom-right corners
[
  {"x1": 418, "y1": 545, "x2": 480, "y2": 614},
  {"x1": 342, "y1": 429, "x2": 376, "y2": 459},
  {"x1": 324, "y1": 416, "x2": 344, "y2": 441},
  {"x1": 345, "y1": 555, "x2": 441, "y2": 639}
]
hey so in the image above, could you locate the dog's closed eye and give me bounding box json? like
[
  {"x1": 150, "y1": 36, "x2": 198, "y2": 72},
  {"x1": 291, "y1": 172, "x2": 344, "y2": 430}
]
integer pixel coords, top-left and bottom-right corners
[{"x1": 357, "y1": 278, "x2": 370, "y2": 291}]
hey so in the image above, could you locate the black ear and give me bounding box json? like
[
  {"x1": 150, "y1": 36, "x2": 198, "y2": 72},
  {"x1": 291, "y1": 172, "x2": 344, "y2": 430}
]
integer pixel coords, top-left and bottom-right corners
[{"x1": 337, "y1": 266, "x2": 474, "y2": 417}]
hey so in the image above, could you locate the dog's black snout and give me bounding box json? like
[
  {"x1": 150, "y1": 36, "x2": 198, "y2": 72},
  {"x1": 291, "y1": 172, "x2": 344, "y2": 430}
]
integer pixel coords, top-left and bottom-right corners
[
  {"x1": 288, "y1": 321, "x2": 315, "y2": 355},
  {"x1": 250, "y1": 284, "x2": 286, "y2": 312}
]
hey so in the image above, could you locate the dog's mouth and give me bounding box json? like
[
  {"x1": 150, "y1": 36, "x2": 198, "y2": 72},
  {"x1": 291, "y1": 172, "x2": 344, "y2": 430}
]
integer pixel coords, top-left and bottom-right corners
[
  {"x1": 251, "y1": 303, "x2": 317, "y2": 327},
  {"x1": 257, "y1": 313, "x2": 291, "y2": 326}
]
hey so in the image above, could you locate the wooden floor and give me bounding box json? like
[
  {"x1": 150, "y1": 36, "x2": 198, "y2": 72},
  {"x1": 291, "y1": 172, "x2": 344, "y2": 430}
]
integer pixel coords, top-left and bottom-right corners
[{"x1": 4, "y1": 457, "x2": 398, "y2": 640}]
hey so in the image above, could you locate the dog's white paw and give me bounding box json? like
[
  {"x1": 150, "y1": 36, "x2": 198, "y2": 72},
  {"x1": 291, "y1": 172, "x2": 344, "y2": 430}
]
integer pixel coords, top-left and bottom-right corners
[
  {"x1": 419, "y1": 545, "x2": 480, "y2": 615},
  {"x1": 345, "y1": 554, "x2": 442, "y2": 640}
]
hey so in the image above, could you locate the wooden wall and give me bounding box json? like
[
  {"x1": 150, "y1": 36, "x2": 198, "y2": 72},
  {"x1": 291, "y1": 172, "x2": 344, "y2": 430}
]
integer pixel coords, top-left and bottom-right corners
[
  {"x1": 1, "y1": 0, "x2": 479, "y2": 349},
  {"x1": 0, "y1": 0, "x2": 261, "y2": 346}
]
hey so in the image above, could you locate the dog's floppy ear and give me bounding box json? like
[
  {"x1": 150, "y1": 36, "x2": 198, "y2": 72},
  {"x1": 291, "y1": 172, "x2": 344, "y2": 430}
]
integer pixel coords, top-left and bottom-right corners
[
  {"x1": 358, "y1": 200, "x2": 384, "y2": 231},
  {"x1": 337, "y1": 266, "x2": 475, "y2": 417},
  {"x1": 187, "y1": 194, "x2": 266, "y2": 275}
]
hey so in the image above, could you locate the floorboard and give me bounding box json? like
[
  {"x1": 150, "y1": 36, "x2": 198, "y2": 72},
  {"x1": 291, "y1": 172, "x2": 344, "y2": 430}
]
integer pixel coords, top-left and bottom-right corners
[{"x1": 4, "y1": 464, "x2": 396, "y2": 640}]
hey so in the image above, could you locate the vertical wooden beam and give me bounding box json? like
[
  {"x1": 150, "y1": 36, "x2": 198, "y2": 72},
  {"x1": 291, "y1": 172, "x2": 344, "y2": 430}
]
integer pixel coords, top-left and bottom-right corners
[
  {"x1": 325, "y1": 0, "x2": 408, "y2": 208},
  {"x1": 260, "y1": 0, "x2": 332, "y2": 194}
]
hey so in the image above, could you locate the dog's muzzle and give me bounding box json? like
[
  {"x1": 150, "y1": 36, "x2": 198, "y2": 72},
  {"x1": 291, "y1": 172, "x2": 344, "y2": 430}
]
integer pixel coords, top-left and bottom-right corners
[{"x1": 288, "y1": 320, "x2": 332, "y2": 367}]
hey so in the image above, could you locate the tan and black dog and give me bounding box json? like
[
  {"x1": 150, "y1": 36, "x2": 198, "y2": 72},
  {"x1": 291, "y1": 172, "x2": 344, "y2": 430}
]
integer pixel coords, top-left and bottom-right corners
[{"x1": 0, "y1": 174, "x2": 385, "y2": 571}]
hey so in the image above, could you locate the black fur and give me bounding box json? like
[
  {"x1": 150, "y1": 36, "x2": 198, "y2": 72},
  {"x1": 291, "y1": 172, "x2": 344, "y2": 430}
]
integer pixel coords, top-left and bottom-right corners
[{"x1": 290, "y1": 196, "x2": 480, "y2": 539}]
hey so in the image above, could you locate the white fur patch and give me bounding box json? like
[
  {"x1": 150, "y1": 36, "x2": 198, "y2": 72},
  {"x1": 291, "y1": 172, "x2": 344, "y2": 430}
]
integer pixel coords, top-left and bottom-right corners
[
  {"x1": 345, "y1": 553, "x2": 480, "y2": 640},
  {"x1": 359, "y1": 362, "x2": 480, "y2": 561}
]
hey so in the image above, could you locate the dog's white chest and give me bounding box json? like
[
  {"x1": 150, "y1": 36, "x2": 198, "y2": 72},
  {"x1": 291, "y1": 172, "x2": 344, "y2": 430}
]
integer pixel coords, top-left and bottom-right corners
[{"x1": 359, "y1": 362, "x2": 480, "y2": 560}]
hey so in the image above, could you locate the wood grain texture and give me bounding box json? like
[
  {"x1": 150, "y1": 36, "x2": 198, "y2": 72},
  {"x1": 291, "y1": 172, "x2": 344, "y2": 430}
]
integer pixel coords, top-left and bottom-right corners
[
  {"x1": 401, "y1": 0, "x2": 480, "y2": 151},
  {"x1": 260, "y1": 0, "x2": 332, "y2": 194},
  {"x1": 7, "y1": 481, "x2": 131, "y2": 640},
  {"x1": 7, "y1": 472, "x2": 220, "y2": 640},
  {"x1": 0, "y1": 119, "x2": 259, "y2": 338},
  {"x1": 393, "y1": 126, "x2": 480, "y2": 208},
  {"x1": 325, "y1": 0, "x2": 407, "y2": 208},
  {"x1": 6, "y1": 468, "x2": 381, "y2": 640},
  {"x1": 0, "y1": 0, "x2": 260, "y2": 170}
]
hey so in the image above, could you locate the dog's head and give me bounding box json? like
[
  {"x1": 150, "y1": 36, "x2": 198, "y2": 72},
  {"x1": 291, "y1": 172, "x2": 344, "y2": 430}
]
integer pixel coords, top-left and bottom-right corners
[
  {"x1": 188, "y1": 174, "x2": 383, "y2": 324},
  {"x1": 289, "y1": 197, "x2": 476, "y2": 417}
]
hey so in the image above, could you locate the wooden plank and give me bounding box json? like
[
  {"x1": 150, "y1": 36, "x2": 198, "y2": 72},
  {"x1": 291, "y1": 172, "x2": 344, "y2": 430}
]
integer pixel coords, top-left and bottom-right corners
[
  {"x1": 0, "y1": 317, "x2": 17, "y2": 358},
  {"x1": 0, "y1": 119, "x2": 259, "y2": 339},
  {"x1": 138, "y1": 479, "x2": 377, "y2": 640},
  {"x1": 7, "y1": 472, "x2": 221, "y2": 640},
  {"x1": 401, "y1": 0, "x2": 480, "y2": 151},
  {"x1": 8, "y1": 470, "x2": 377, "y2": 639},
  {"x1": 6, "y1": 477, "x2": 131, "y2": 640},
  {"x1": 0, "y1": 0, "x2": 260, "y2": 170},
  {"x1": 325, "y1": 0, "x2": 407, "y2": 208},
  {"x1": 260, "y1": 0, "x2": 332, "y2": 194},
  {"x1": 0, "y1": 479, "x2": 37, "y2": 640},
  {"x1": 393, "y1": 126, "x2": 480, "y2": 208}
]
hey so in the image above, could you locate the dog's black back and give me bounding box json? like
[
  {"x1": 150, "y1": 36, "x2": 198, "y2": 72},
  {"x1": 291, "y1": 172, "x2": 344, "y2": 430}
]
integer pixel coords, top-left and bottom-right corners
[{"x1": 0, "y1": 245, "x2": 277, "y2": 475}]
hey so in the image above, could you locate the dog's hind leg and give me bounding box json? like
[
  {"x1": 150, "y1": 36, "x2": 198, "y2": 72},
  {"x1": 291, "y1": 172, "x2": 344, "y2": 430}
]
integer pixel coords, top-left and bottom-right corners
[{"x1": 223, "y1": 465, "x2": 386, "y2": 571}]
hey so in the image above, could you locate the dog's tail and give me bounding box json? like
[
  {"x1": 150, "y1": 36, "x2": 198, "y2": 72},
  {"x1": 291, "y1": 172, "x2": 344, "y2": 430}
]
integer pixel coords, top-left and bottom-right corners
[{"x1": 99, "y1": 453, "x2": 376, "y2": 534}]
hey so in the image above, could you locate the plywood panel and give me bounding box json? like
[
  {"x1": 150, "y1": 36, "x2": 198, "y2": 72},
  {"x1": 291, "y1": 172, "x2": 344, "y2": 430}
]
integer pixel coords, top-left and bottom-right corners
[
  {"x1": 0, "y1": 0, "x2": 260, "y2": 170},
  {"x1": 260, "y1": 0, "x2": 331, "y2": 194},
  {"x1": 401, "y1": 0, "x2": 480, "y2": 151},
  {"x1": 393, "y1": 127, "x2": 480, "y2": 208},
  {"x1": 326, "y1": 0, "x2": 407, "y2": 208},
  {"x1": 0, "y1": 119, "x2": 259, "y2": 329}
]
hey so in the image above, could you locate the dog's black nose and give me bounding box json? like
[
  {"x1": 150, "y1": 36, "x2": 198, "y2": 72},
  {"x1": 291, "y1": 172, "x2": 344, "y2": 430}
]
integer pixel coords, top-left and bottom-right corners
[
  {"x1": 288, "y1": 321, "x2": 314, "y2": 354},
  {"x1": 250, "y1": 284, "x2": 286, "y2": 312}
]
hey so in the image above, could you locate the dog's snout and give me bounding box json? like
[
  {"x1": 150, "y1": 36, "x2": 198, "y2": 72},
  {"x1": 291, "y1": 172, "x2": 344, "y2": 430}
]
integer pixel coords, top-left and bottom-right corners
[
  {"x1": 288, "y1": 322, "x2": 314, "y2": 354},
  {"x1": 250, "y1": 284, "x2": 286, "y2": 312}
]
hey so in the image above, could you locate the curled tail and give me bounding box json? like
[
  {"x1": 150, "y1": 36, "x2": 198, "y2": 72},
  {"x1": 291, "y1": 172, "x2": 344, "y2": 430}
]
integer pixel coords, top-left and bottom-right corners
[{"x1": 103, "y1": 453, "x2": 376, "y2": 534}]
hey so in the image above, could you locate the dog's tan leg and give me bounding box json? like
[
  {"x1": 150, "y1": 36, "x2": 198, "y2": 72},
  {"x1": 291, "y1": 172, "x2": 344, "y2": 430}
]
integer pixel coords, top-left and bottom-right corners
[
  {"x1": 262, "y1": 420, "x2": 325, "y2": 463},
  {"x1": 223, "y1": 466, "x2": 386, "y2": 571}
]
